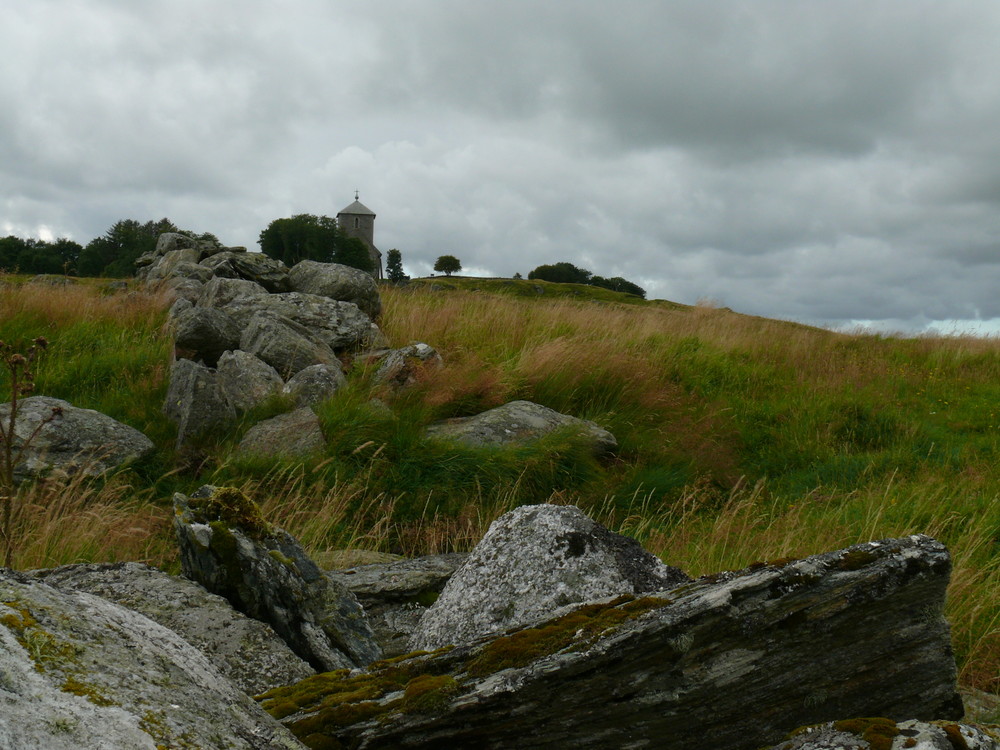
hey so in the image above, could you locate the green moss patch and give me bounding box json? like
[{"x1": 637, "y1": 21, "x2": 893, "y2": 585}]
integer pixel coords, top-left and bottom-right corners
[
  {"x1": 466, "y1": 595, "x2": 670, "y2": 677},
  {"x1": 832, "y1": 717, "x2": 900, "y2": 750},
  {"x1": 189, "y1": 487, "x2": 271, "y2": 538}
]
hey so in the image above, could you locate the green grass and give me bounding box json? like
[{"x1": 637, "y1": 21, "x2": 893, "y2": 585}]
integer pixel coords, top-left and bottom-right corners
[{"x1": 5, "y1": 276, "x2": 1000, "y2": 690}]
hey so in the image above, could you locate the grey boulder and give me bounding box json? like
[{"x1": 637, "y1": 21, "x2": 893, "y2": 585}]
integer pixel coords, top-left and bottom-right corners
[
  {"x1": 200, "y1": 251, "x2": 291, "y2": 292},
  {"x1": 30, "y1": 562, "x2": 314, "y2": 696},
  {"x1": 196, "y1": 276, "x2": 270, "y2": 314},
  {"x1": 410, "y1": 504, "x2": 689, "y2": 650},
  {"x1": 217, "y1": 349, "x2": 283, "y2": 413},
  {"x1": 239, "y1": 310, "x2": 339, "y2": 379},
  {"x1": 163, "y1": 358, "x2": 236, "y2": 448},
  {"x1": 282, "y1": 363, "x2": 347, "y2": 407},
  {"x1": 171, "y1": 306, "x2": 241, "y2": 366},
  {"x1": 426, "y1": 399, "x2": 618, "y2": 456},
  {"x1": 0, "y1": 396, "x2": 154, "y2": 483},
  {"x1": 227, "y1": 292, "x2": 373, "y2": 351},
  {"x1": 173, "y1": 485, "x2": 380, "y2": 672},
  {"x1": 0, "y1": 569, "x2": 302, "y2": 750},
  {"x1": 371, "y1": 342, "x2": 443, "y2": 388},
  {"x1": 288, "y1": 259, "x2": 382, "y2": 319},
  {"x1": 238, "y1": 407, "x2": 326, "y2": 457}
]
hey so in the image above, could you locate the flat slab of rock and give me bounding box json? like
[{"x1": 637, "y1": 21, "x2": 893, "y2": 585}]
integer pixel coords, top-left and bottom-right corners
[
  {"x1": 426, "y1": 399, "x2": 617, "y2": 456},
  {"x1": 0, "y1": 396, "x2": 154, "y2": 483},
  {"x1": 1, "y1": 570, "x2": 302, "y2": 750},
  {"x1": 289, "y1": 259, "x2": 382, "y2": 318},
  {"x1": 30, "y1": 562, "x2": 314, "y2": 696},
  {"x1": 410, "y1": 504, "x2": 689, "y2": 650},
  {"x1": 262, "y1": 535, "x2": 962, "y2": 750}
]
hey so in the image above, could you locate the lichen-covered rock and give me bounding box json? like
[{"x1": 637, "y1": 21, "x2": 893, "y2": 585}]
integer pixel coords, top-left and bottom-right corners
[
  {"x1": 264, "y1": 535, "x2": 962, "y2": 750},
  {"x1": 217, "y1": 350, "x2": 284, "y2": 413},
  {"x1": 0, "y1": 396, "x2": 154, "y2": 483},
  {"x1": 288, "y1": 259, "x2": 382, "y2": 319},
  {"x1": 30, "y1": 562, "x2": 314, "y2": 696},
  {"x1": 239, "y1": 310, "x2": 339, "y2": 379},
  {"x1": 0, "y1": 570, "x2": 303, "y2": 750},
  {"x1": 163, "y1": 358, "x2": 236, "y2": 448},
  {"x1": 172, "y1": 306, "x2": 242, "y2": 366},
  {"x1": 238, "y1": 407, "x2": 326, "y2": 457},
  {"x1": 173, "y1": 486, "x2": 380, "y2": 672},
  {"x1": 768, "y1": 717, "x2": 1000, "y2": 749},
  {"x1": 371, "y1": 342, "x2": 443, "y2": 388},
  {"x1": 425, "y1": 400, "x2": 617, "y2": 456},
  {"x1": 410, "y1": 504, "x2": 689, "y2": 650},
  {"x1": 201, "y1": 251, "x2": 291, "y2": 292},
  {"x1": 223, "y1": 292, "x2": 372, "y2": 351},
  {"x1": 196, "y1": 276, "x2": 270, "y2": 314},
  {"x1": 282, "y1": 363, "x2": 347, "y2": 407}
]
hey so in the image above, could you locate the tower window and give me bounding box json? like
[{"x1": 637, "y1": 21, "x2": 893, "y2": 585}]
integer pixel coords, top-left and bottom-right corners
[{"x1": 354, "y1": 217, "x2": 360, "y2": 229}]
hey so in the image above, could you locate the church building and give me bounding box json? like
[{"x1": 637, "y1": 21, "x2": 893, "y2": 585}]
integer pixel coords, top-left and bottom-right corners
[{"x1": 337, "y1": 193, "x2": 383, "y2": 279}]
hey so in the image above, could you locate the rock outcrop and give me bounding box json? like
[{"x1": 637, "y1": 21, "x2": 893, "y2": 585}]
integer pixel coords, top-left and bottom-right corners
[
  {"x1": 29, "y1": 562, "x2": 314, "y2": 695},
  {"x1": 425, "y1": 399, "x2": 618, "y2": 456},
  {"x1": 173, "y1": 485, "x2": 381, "y2": 672},
  {"x1": 288, "y1": 259, "x2": 382, "y2": 319},
  {"x1": 262, "y1": 535, "x2": 962, "y2": 750},
  {"x1": 0, "y1": 569, "x2": 302, "y2": 750},
  {"x1": 767, "y1": 717, "x2": 999, "y2": 749},
  {"x1": 0, "y1": 396, "x2": 154, "y2": 483},
  {"x1": 411, "y1": 504, "x2": 689, "y2": 650},
  {"x1": 238, "y1": 407, "x2": 326, "y2": 457}
]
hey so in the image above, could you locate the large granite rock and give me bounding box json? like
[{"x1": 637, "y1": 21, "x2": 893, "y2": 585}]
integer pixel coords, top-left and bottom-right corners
[
  {"x1": 162, "y1": 358, "x2": 236, "y2": 448},
  {"x1": 426, "y1": 399, "x2": 618, "y2": 456},
  {"x1": 288, "y1": 260, "x2": 382, "y2": 319},
  {"x1": 173, "y1": 486, "x2": 380, "y2": 672},
  {"x1": 226, "y1": 292, "x2": 373, "y2": 351},
  {"x1": 282, "y1": 363, "x2": 347, "y2": 407},
  {"x1": 29, "y1": 562, "x2": 314, "y2": 696},
  {"x1": 0, "y1": 569, "x2": 302, "y2": 750},
  {"x1": 262, "y1": 535, "x2": 962, "y2": 750},
  {"x1": 410, "y1": 504, "x2": 690, "y2": 650},
  {"x1": 371, "y1": 342, "x2": 443, "y2": 388},
  {"x1": 196, "y1": 276, "x2": 270, "y2": 314},
  {"x1": 0, "y1": 396, "x2": 154, "y2": 483},
  {"x1": 239, "y1": 310, "x2": 339, "y2": 379},
  {"x1": 201, "y1": 251, "x2": 291, "y2": 292},
  {"x1": 238, "y1": 407, "x2": 326, "y2": 457},
  {"x1": 217, "y1": 349, "x2": 284, "y2": 413},
  {"x1": 171, "y1": 306, "x2": 241, "y2": 366}
]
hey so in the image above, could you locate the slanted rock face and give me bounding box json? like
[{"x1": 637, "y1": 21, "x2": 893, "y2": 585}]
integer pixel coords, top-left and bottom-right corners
[
  {"x1": 238, "y1": 292, "x2": 374, "y2": 351},
  {"x1": 426, "y1": 399, "x2": 618, "y2": 457},
  {"x1": 30, "y1": 562, "x2": 314, "y2": 696},
  {"x1": 767, "y1": 718, "x2": 1000, "y2": 750},
  {"x1": 410, "y1": 504, "x2": 690, "y2": 650},
  {"x1": 265, "y1": 535, "x2": 962, "y2": 750},
  {"x1": 288, "y1": 259, "x2": 382, "y2": 319},
  {"x1": 0, "y1": 570, "x2": 302, "y2": 750},
  {"x1": 371, "y1": 342, "x2": 443, "y2": 388},
  {"x1": 0, "y1": 396, "x2": 154, "y2": 483},
  {"x1": 173, "y1": 486, "x2": 381, "y2": 672},
  {"x1": 196, "y1": 275, "x2": 270, "y2": 313}
]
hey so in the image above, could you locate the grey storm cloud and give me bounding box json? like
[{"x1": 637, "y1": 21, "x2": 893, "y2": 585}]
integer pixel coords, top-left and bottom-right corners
[{"x1": 3, "y1": 1, "x2": 1000, "y2": 333}]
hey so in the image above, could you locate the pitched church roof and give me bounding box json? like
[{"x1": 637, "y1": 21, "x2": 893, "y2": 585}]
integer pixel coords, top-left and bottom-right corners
[{"x1": 338, "y1": 199, "x2": 375, "y2": 216}]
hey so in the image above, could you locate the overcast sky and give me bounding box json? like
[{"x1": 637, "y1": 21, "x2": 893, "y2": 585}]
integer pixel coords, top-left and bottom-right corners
[{"x1": 4, "y1": 1, "x2": 1000, "y2": 333}]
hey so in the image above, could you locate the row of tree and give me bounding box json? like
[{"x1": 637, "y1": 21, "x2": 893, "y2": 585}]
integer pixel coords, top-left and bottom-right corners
[{"x1": 527, "y1": 262, "x2": 646, "y2": 298}]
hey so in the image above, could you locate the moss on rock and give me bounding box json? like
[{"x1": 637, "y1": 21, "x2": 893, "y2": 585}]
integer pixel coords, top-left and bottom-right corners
[{"x1": 189, "y1": 487, "x2": 271, "y2": 538}]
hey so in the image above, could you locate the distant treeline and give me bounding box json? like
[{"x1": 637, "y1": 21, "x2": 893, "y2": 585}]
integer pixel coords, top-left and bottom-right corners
[
  {"x1": 528, "y1": 262, "x2": 646, "y2": 299},
  {"x1": 0, "y1": 219, "x2": 215, "y2": 278}
]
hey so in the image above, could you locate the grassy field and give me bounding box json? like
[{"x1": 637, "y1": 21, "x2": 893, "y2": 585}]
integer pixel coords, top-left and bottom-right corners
[{"x1": 2, "y1": 274, "x2": 1000, "y2": 690}]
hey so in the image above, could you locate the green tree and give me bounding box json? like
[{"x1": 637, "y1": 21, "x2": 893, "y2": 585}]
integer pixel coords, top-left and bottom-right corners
[
  {"x1": 385, "y1": 249, "x2": 408, "y2": 282},
  {"x1": 258, "y1": 214, "x2": 373, "y2": 273},
  {"x1": 528, "y1": 262, "x2": 591, "y2": 285},
  {"x1": 433, "y1": 254, "x2": 462, "y2": 277},
  {"x1": 77, "y1": 218, "x2": 177, "y2": 277},
  {"x1": 590, "y1": 275, "x2": 647, "y2": 299}
]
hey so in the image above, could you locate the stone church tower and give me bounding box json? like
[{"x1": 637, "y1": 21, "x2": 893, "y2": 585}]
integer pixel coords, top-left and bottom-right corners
[{"x1": 337, "y1": 192, "x2": 382, "y2": 279}]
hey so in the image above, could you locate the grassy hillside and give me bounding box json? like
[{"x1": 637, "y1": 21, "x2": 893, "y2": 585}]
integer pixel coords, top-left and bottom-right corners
[{"x1": 3, "y1": 275, "x2": 1000, "y2": 689}]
